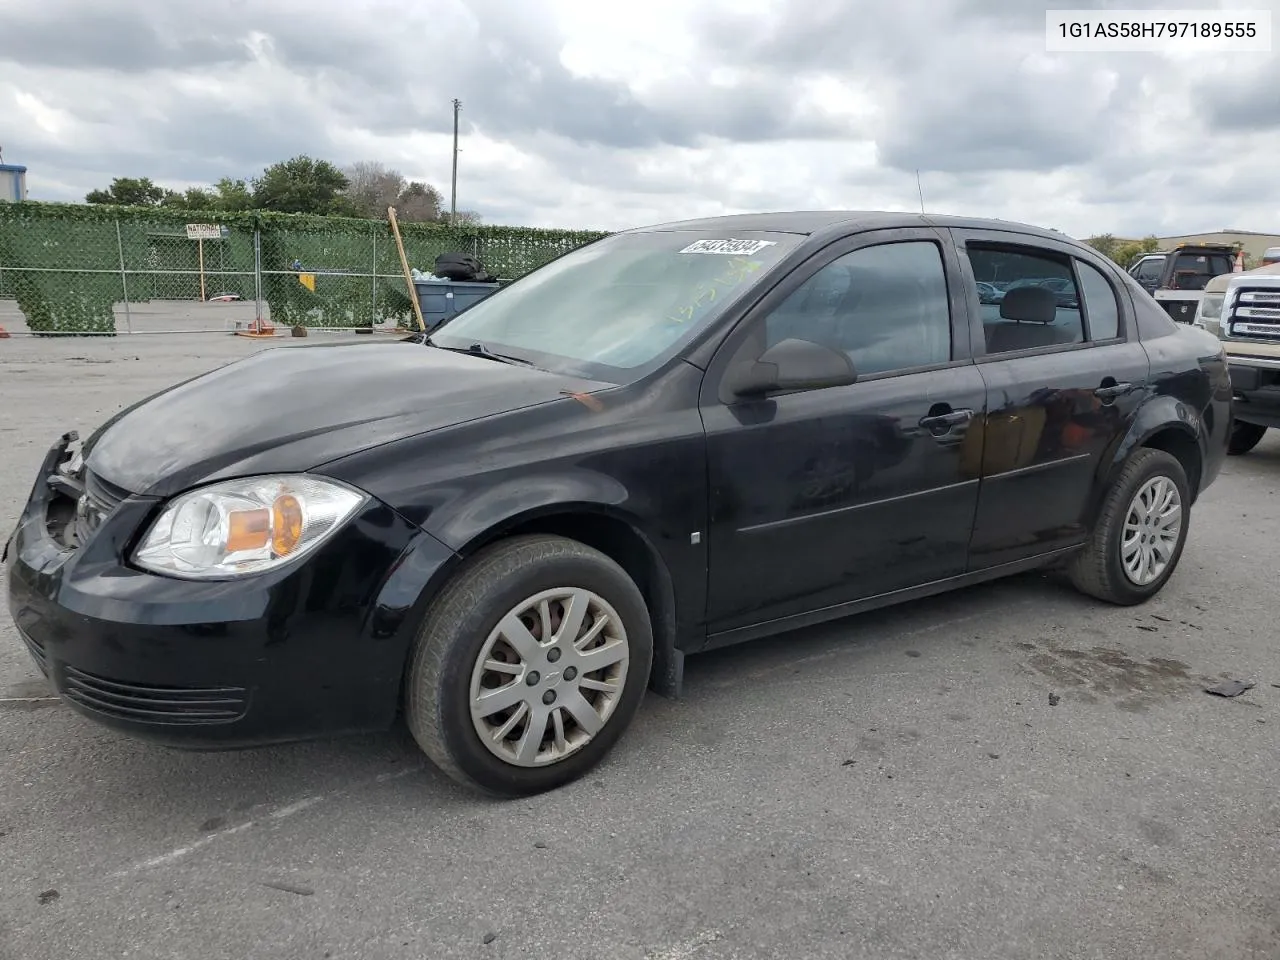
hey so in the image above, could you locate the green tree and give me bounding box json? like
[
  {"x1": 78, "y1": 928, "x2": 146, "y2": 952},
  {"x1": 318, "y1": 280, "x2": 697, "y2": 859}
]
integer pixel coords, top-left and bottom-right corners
[
  {"x1": 1083, "y1": 234, "x2": 1118, "y2": 260},
  {"x1": 1113, "y1": 235, "x2": 1161, "y2": 269},
  {"x1": 251, "y1": 155, "x2": 352, "y2": 215},
  {"x1": 397, "y1": 180, "x2": 444, "y2": 222},
  {"x1": 212, "y1": 177, "x2": 254, "y2": 211},
  {"x1": 158, "y1": 186, "x2": 218, "y2": 210},
  {"x1": 84, "y1": 176, "x2": 166, "y2": 206}
]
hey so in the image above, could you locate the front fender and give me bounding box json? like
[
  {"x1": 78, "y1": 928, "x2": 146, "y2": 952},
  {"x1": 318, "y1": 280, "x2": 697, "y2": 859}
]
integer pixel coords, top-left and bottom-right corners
[
  {"x1": 422, "y1": 473, "x2": 701, "y2": 700},
  {"x1": 427, "y1": 470, "x2": 632, "y2": 551}
]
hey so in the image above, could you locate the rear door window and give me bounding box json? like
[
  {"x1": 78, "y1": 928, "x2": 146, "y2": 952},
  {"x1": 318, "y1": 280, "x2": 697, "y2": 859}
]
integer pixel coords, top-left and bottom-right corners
[{"x1": 964, "y1": 245, "x2": 1085, "y2": 354}]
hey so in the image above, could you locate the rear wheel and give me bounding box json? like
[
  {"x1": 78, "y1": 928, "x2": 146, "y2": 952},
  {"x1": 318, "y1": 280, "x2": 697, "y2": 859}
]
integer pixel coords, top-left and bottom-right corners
[
  {"x1": 1068, "y1": 448, "x2": 1190, "y2": 605},
  {"x1": 404, "y1": 534, "x2": 653, "y2": 797},
  {"x1": 1227, "y1": 420, "x2": 1267, "y2": 456}
]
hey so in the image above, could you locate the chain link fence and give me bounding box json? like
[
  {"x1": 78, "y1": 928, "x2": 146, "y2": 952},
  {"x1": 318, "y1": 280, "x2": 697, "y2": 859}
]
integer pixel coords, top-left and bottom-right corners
[{"x1": 0, "y1": 208, "x2": 607, "y2": 336}]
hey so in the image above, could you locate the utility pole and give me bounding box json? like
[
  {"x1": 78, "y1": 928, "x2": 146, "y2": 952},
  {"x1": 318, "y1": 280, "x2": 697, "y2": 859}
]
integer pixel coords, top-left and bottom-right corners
[
  {"x1": 916, "y1": 169, "x2": 925, "y2": 214},
  {"x1": 450, "y1": 98, "x2": 461, "y2": 227}
]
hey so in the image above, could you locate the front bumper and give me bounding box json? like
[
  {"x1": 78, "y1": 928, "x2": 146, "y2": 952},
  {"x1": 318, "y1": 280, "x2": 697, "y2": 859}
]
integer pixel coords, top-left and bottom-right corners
[
  {"x1": 1225, "y1": 354, "x2": 1280, "y2": 429},
  {"x1": 3, "y1": 433, "x2": 457, "y2": 748}
]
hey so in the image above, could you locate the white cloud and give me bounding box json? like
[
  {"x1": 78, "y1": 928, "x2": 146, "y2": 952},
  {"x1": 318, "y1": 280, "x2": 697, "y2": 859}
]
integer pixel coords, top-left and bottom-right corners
[{"x1": 0, "y1": 0, "x2": 1276, "y2": 238}]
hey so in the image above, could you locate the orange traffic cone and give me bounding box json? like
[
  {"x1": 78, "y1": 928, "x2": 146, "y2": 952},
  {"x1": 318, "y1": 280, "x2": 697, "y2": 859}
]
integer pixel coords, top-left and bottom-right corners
[{"x1": 236, "y1": 316, "x2": 276, "y2": 339}]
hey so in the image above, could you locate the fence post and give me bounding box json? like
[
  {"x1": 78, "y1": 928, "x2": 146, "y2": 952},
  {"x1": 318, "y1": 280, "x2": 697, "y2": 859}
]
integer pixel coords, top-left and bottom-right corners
[
  {"x1": 371, "y1": 224, "x2": 377, "y2": 330},
  {"x1": 253, "y1": 229, "x2": 263, "y2": 322},
  {"x1": 115, "y1": 219, "x2": 133, "y2": 334}
]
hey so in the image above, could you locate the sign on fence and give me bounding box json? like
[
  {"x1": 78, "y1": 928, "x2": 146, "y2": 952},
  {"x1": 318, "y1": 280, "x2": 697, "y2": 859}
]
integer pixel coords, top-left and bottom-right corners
[{"x1": 185, "y1": 223, "x2": 227, "y2": 240}]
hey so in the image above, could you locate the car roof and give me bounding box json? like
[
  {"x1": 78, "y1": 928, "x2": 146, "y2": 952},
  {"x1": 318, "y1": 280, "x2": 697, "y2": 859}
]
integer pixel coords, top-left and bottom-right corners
[
  {"x1": 623, "y1": 210, "x2": 1074, "y2": 244},
  {"x1": 1204, "y1": 261, "x2": 1280, "y2": 293}
]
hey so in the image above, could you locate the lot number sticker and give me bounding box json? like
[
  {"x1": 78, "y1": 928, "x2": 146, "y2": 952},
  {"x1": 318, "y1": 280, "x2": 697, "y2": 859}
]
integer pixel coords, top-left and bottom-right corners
[{"x1": 679, "y1": 238, "x2": 777, "y2": 256}]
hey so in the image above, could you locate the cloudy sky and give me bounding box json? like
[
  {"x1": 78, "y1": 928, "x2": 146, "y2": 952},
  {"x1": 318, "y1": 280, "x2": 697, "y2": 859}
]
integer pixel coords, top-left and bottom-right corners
[{"x1": 1, "y1": 0, "x2": 1277, "y2": 238}]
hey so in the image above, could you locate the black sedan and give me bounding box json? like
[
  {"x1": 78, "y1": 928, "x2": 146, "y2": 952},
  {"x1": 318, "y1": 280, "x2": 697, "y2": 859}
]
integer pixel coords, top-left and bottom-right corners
[{"x1": 5, "y1": 212, "x2": 1231, "y2": 797}]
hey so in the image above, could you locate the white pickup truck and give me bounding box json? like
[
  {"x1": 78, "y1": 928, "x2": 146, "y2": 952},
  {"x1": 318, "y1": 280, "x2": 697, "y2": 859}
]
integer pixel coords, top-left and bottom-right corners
[{"x1": 1194, "y1": 261, "x2": 1280, "y2": 454}]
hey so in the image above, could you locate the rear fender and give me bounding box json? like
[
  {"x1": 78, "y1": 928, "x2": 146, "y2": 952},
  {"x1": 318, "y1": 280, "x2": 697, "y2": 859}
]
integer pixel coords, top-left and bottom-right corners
[{"x1": 1086, "y1": 395, "x2": 1204, "y2": 529}]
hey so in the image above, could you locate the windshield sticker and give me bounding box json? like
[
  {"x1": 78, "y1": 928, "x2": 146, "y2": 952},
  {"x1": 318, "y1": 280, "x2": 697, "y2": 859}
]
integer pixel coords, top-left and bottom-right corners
[{"x1": 678, "y1": 238, "x2": 777, "y2": 256}]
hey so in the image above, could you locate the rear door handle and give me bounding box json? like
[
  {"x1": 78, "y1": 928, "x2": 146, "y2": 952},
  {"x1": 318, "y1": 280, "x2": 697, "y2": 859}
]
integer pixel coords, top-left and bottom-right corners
[
  {"x1": 1095, "y1": 381, "x2": 1134, "y2": 401},
  {"x1": 919, "y1": 409, "x2": 974, "y2": 433}
]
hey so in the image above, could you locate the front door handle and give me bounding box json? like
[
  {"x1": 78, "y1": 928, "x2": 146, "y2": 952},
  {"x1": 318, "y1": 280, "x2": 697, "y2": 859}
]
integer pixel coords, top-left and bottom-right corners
[
  {"x1": 1095, "y1": 381, "x2": 1134, "y2": 401},
  {"x1": 919, "y1": 408, "x2": 974, "y2": 434}
]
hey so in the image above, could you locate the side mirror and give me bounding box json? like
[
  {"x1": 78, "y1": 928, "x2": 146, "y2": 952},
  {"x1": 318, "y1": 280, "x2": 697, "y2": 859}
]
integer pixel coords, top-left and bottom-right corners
[{"x1": 726, "y1": 338, "x2": 857, "y2": 398}]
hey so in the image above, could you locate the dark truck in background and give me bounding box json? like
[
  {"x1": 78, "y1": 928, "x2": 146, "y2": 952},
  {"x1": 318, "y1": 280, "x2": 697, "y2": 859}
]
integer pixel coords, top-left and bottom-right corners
[{"x1": 1128, "y1": 243, "x2": 1237, "y2": 324}]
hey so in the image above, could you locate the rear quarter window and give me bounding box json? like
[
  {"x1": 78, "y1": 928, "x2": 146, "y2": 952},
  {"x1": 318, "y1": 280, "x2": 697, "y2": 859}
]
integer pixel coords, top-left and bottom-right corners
[
  {"x1": 1119, "y1": 272, "x2": 1179, "y2": 339},
  {"x1": 1076, "y1": 260, "x2": 1121, "y2": 340}
]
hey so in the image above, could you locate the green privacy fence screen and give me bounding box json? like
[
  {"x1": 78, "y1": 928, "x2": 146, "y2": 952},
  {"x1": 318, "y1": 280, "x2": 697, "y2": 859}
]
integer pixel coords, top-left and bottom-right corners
[{"x1": 0, "y1": 201, "x2": 609, "y2": 335}]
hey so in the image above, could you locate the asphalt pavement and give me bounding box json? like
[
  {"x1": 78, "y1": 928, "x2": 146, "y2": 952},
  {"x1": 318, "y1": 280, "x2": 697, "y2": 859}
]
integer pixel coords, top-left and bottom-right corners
[{"x1": 1, "y1": 331, "x2": 1278, "y2": 960}]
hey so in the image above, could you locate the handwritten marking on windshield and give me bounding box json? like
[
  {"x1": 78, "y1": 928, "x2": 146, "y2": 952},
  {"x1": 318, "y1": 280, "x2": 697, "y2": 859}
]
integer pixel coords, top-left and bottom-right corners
[{"x1": 667, "y1": 256, "x2": 765, "y2": 325}]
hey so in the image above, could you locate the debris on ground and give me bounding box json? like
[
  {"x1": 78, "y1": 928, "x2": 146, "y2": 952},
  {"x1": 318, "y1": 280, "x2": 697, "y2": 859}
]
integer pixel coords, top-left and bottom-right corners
[
  {"x1": 1134, "y1": 625, "x2": 1158, "y2": 633},
  {"x1": 261, "y1": 881, "x2": 315, "y2": 896},
  {"x1": 483, "y1": 933, "x2": 498, "y2": 945},
  {"x1": 37, "y1": 889, "x2": 58, "y2": 905},
  {"x1": 1204, "y1": 679, "x2": 1257, "y2": 698},
  {"x1": 1048, "y1": 693, "x2": 1061, "y2": 706}
]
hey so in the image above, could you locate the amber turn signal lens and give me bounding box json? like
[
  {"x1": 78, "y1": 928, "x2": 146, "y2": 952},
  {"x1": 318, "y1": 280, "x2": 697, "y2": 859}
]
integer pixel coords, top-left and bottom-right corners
[
  {"x1": 271, "y1": 494, "x2": 304, "y2": 556},
  {"x1": 226, "y1": 508, "x2": 271, "y2": 552}
]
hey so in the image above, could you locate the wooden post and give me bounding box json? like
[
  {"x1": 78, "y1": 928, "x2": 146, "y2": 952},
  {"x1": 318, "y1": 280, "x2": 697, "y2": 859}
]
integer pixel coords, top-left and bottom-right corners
[
  {"x1": 198, "y1": 237, "x2": 206, "y2": 302},
  {"x1": 387, "y1": 206, "x2": 426, "y2": 333}
]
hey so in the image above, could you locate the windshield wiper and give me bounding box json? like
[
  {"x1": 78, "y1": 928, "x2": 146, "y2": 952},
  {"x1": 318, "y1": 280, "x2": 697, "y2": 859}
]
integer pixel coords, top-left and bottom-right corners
[{"x1": 423, "y1": 337, "x2": 535, "y2": 367}]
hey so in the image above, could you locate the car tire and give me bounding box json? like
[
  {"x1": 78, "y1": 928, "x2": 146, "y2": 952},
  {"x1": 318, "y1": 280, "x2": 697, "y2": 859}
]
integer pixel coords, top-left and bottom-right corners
[
  {"x1": 1227, "y1": 420, "x2": 1267, "y2": 456},
  {"x1": 404, "y1": 534, "x2": 653, "y2": 797},
  {"x1": 1067, "y1": 448, "x2": 1191, "y2": 606}
]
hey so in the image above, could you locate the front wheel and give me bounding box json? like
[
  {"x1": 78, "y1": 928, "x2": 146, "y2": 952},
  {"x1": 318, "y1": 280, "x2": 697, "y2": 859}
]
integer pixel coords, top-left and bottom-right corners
[
  {"x1": 1067, "y1": 448, "x2": 1191, "y2": 605},
  {"x1": 404, "y1": 534, "x2": 653, "y2": 797},
  {"x1": 1227, "y1": 420, "x2": 1267, "y2": 456}
]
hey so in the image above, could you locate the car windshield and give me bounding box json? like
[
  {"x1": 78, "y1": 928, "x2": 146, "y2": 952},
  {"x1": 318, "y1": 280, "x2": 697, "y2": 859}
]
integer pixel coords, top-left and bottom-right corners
[{"x1": 426, "y1": 229, "x2": 800, "y2": 381}]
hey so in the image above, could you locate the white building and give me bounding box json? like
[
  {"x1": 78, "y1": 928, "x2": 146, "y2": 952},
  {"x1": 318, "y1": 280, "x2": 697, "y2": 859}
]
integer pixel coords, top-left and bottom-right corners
[{"x1": 0, "y1": 163, "x2": 27, "y2": 202}]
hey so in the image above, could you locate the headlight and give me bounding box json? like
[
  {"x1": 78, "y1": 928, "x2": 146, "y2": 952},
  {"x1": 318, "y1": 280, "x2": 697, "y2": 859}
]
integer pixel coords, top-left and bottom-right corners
[
  {"x1": 1196, "y1": 293, "x2": 1225, "y2": 335},
  {"x1": 133, "y1": 475, "x2": 367, "y2": 579}
]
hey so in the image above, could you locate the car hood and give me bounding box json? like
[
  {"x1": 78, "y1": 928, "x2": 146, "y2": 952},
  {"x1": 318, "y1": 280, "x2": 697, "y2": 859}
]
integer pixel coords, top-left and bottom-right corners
[{"x1": 83, "y1": 340, "x2": 609, "y2": 498}]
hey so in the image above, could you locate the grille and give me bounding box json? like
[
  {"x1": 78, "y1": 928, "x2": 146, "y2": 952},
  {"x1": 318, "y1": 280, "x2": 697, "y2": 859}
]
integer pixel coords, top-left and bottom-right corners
[
  {"x1": 1226, "y1": 287, "x2": 1280, "y2": 339},
  {"x1": 61, "y1": 665, "x2": 249, "y2": 725},
  {"x1": 74, "y1": 469, "x2": 131, "y2": 545}
]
